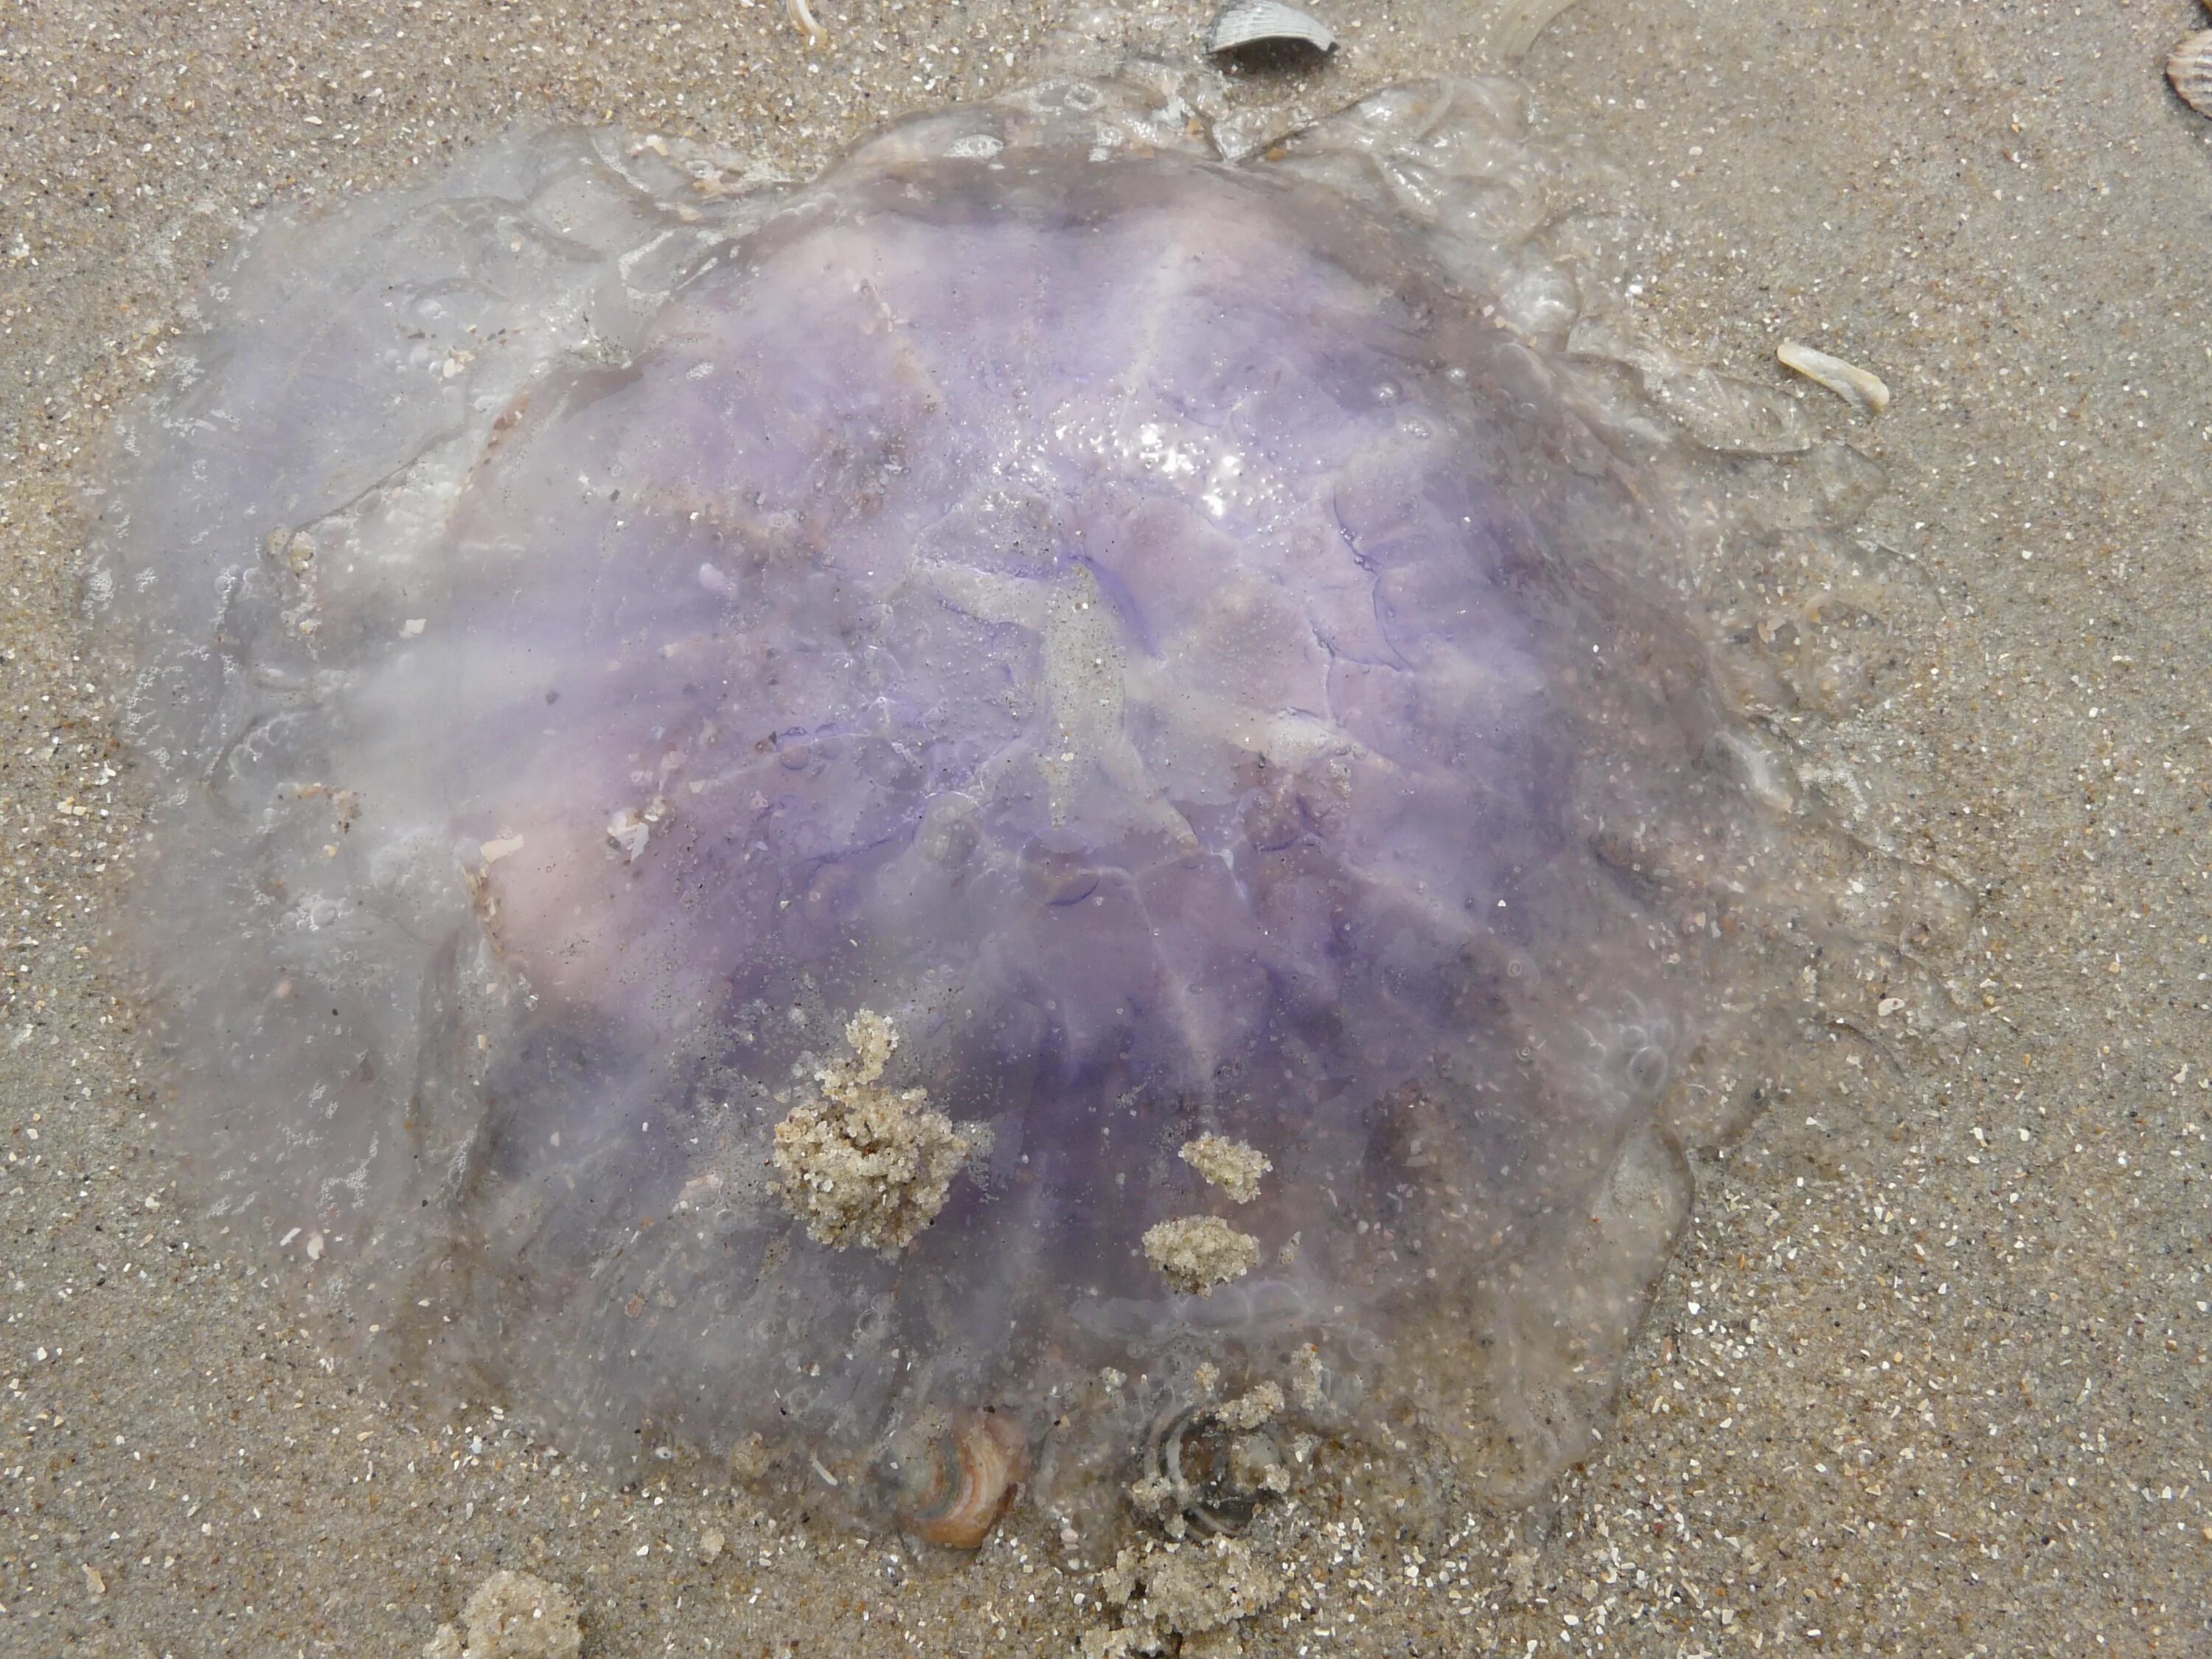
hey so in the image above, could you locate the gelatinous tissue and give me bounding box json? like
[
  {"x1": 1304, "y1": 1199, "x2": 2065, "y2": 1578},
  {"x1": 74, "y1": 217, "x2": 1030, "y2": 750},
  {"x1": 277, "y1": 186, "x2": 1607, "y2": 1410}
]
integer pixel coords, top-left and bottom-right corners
[{"x1": 88, "y1": 61, "x2": 1941, "y2": 1540}]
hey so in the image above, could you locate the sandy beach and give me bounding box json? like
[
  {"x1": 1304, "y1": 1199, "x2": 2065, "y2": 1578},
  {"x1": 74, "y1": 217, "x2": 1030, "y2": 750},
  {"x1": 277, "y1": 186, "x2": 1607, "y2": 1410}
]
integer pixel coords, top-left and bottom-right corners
[{"x1": 1, "y1": 0, "x2": 2207, "y2": 1653}]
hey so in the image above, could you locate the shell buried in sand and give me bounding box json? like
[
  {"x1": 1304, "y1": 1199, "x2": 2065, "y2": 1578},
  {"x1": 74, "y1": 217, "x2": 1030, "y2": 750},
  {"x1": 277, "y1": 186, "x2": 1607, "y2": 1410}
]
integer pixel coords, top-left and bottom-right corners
[
  {"x1": 1207, "y1": 1, "x2": 1338, "y2": 58},
  {"x1": 89, "y1": 62, "x2": 1895, "y2": 1543}
]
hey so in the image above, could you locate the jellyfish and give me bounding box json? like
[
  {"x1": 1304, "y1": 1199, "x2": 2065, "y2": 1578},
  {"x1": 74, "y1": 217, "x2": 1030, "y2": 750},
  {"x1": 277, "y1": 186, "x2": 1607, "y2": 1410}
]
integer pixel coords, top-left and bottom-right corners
[{"x1": 89, "y1": 63, "x2": 1846, "y2": 1540}]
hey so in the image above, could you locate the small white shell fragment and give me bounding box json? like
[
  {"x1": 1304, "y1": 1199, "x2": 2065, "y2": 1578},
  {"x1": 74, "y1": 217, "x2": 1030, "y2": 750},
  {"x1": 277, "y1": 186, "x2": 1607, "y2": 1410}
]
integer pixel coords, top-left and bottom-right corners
[
  {"x1": 1777, "y1": 340, "x2": 1891, "y2": 416},
  {"x1": 2167, "y1": 30, "x2": 2212, "y2": 118},
  {"x1": 1208, "y1": 1, "x2": 1336, "y2": 56},
  {"x1": 607, "y1": 809, "x2": 651, "y2": 861}
]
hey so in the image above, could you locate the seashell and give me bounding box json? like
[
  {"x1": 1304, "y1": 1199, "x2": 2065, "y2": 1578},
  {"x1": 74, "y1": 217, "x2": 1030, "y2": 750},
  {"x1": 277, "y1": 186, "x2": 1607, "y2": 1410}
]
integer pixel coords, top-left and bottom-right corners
[
  {"x1": 1138, "y1": 1397, "x2": 1286, "y2": 1537},
  {"x1": 2168, "y1": 30, "x2": 2212, "y2": 118},
  {"x1": 1207, "y1": 1, "x2": 1336, "y2": 57},
  {"x1": 1777, "y1": 340, "x2": 1891, "y2": 417},
  {"x1": 897, "y1": 1409, "x2": 1027, "y2": 1548}
]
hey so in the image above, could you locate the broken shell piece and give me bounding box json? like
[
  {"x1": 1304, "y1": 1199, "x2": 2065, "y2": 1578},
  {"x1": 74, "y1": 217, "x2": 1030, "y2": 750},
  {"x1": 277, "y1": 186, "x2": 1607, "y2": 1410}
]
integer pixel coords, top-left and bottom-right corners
[
  {"x1": 1207, "y1": 1, "x2": 1336, "y2": 56},
  {"x1": 2168, "y1": 31, "x2": 2212, "y2": 117},
  {"x1": 1777, "y1": 341, "x2": 1891, "y2": 416},
  {"x1": 479, "y1": 833, "x2": 526, "y2": 864},
  {"x1": 607, "y1": 807, "x2": 652, "y2": 860},
  {"x1": 897, "y1": 1409, "x2": 1027, "y2": 1548}
]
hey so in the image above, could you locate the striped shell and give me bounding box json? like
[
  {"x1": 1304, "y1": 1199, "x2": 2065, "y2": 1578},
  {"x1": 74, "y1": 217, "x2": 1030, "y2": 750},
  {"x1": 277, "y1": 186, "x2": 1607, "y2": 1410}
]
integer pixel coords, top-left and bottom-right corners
[
  {"x1": 1207, "y1": 1, "x2": 1336, "y2": 55},
  {"x1": 898, "y1": 1410, "x2": 1028, "y2": 1549},
  {"x1": 2169, "y1": 29, "x2": 2212, "y2": 118}
]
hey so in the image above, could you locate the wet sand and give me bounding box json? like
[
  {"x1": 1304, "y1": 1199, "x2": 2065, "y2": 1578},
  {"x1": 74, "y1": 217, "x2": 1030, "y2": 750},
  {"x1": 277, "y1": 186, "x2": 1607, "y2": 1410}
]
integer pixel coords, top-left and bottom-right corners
[{"x1": 1, "y1": 0, "x2": 2207, "y2": 1653}]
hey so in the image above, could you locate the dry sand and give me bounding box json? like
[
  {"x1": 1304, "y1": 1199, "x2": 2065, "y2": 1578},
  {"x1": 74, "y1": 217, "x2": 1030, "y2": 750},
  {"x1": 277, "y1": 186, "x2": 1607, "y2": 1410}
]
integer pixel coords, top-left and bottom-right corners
[{"x1": 1, "y1": 0, "x2": 2206, "y2": 1652}]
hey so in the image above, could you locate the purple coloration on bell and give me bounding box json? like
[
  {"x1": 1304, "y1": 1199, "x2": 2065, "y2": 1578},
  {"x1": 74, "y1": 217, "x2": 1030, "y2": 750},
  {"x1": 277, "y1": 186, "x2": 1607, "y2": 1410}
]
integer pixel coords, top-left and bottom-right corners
[{"x1": 88, "y1": 68, "x2": 1807, "y2": 1528}]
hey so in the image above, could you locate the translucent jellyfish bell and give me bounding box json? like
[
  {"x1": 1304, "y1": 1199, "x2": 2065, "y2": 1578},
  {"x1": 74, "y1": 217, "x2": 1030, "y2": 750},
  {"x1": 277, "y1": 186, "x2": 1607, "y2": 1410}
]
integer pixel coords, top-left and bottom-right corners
[{"x1": 89, "y1": 64, "x2": 1860, "y2": 1543}]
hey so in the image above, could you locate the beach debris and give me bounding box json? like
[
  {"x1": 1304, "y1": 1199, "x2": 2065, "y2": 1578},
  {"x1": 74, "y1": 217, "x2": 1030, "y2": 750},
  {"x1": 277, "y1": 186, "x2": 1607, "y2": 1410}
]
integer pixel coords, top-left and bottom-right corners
[
  {"x1": 1178, "y1": 1134, "x2": 1271, "y2": 1203},
  {"x1": 1778, "y1": 340, "x2": 1892, "y2": 416},
  {"x1": 895, "y1": 1408, "x2": 1029, "y2": 1548},
  {"x1": 1142, "y1": 1215, "x2": 1259, "y2": 1294},
  {"x1": 1207, "y1": 1, "x2": 1335, "y2": 57},
  {"x1": 422, "y1": 1571, "x2": 582, "y2": 1659},
  {"x1": 2168, "y1": 30, "x2": 2212, "y2": 117},
  {"x1": 771, "y1": 1012, "x2": 987, "y2": 1256},
  {"x1": 787, "y1": 0, "x2": 825, "y2": 49}
]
